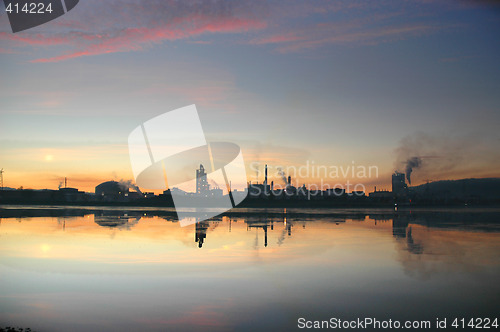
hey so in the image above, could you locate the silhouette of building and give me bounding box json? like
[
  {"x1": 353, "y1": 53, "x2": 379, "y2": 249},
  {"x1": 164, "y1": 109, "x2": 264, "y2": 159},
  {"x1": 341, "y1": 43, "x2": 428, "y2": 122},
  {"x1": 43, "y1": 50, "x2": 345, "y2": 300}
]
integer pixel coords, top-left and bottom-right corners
[
  {"x1": 369, "y1": 187, "x2": 392, "y2": 198},
  {"x1": 95, "y1": 181, "x2": 142, "y2": 201},
  {"x1": 249, "y1": 164, "x2": 271, "y2": 197},
  {"x1": 196, "y1": 164, "x2": 209, "y2": 196},
  {"x1": 392, "y1": 172, "x2": 407, "y2": 197},
  {"x1": 324, "y1": 188, "x2": 346, "y2": 197}
]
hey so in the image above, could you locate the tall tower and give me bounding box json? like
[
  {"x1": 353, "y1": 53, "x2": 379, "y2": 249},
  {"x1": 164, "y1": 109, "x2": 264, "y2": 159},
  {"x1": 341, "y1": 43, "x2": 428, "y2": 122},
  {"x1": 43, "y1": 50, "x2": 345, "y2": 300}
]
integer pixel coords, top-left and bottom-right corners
[
  {"x1": 196, "y1": 164, "x2": 209, "y2": 196},
  {"x1": 264, "y1": 164, "x2": 268, "y2": 186},
  {"x1": 392, "y1": 171, "x2": 407, "y2": 197},
  {"x1": 0, "y1": 168, "x2": 3, "y2": 190}
]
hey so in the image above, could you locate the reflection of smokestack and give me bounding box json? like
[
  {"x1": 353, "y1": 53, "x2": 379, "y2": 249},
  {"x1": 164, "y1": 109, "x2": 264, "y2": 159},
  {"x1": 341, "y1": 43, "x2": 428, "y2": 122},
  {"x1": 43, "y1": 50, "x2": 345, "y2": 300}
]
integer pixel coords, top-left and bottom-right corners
[
  {"x1": 405, "y1": 157, "x2": 422, "y2": 185},
  {"x1": 287, "y1": 176, "x2": 291, "y2": 186}
]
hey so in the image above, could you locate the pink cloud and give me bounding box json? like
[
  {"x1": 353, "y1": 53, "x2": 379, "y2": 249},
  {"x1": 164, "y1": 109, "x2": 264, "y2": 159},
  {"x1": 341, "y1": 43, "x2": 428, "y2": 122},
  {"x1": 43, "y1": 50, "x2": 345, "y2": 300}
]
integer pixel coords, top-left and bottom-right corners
[
  {"x1": 276, "y1": 24, "x2": 439, "y2": 53},
  {"x1": 249, "y1": 32, "x2": 305, "y2": 45},
  {"x1": 0, "y1": 1, "x2": 452, "y2": 60},
  {"x1": 0, "y1": 0, "x2": 267, "y2": 63},
  {"x1": 28, "y1": 16, "x2": 265, "y2": 62}
]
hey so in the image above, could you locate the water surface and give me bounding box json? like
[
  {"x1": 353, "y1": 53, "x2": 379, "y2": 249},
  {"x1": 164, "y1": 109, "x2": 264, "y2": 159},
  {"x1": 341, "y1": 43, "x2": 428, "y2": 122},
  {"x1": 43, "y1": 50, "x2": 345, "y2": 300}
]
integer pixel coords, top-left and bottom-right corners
[{"x1": 0, "y1": 206, "x2": 499, "y2": 331}]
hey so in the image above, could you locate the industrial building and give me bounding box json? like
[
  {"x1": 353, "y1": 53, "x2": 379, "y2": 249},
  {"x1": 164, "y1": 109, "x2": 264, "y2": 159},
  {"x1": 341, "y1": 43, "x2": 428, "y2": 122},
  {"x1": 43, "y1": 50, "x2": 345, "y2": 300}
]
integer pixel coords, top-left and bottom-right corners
[
  {"x1": 196, "y1": 164, "x2": 210, "y2": 196},
  {"x1": 95, "y1": 181, "x2": 143, "y2": 202},
  {"x1": 392, "y1": 171, "x2": 407, "y2": 197}
]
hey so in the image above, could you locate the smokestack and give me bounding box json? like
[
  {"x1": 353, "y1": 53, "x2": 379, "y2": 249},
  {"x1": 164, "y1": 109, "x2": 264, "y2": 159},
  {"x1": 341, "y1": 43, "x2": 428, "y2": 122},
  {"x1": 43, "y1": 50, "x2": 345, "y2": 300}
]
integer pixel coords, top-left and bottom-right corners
[
  {"x1": 264, "y1": 164, "x2": 268, "y2": 185},
  {"x1": 64, "y1": 177, "x2": 67, "y2": 188},
  {"x1": 287, "y1": 176, "x2": 291, "y2": 186},
  {"x1": 118, "y1": 179, "x2": 143, "y2": 195},
  {"x1": 271, "y1": 181, "x2": 274, "y2": 191}
]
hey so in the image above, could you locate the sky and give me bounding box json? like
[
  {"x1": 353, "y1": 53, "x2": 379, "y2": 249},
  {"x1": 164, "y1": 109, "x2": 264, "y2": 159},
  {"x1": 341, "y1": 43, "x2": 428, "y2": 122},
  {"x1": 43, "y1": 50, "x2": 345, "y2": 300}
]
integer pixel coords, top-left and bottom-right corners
[{"x1": 0, "y1": 0, "x2": 499, "y2": 192}]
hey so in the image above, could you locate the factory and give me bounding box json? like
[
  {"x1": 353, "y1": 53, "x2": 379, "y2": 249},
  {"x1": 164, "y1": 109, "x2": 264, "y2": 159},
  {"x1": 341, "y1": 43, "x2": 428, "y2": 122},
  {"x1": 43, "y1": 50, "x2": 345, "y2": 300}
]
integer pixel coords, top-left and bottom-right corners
[
  {"x1": 392, "y1": 171, "x2": 408, "y2": 198},
  {"x1": 369, "y1": 187, "x2": 392, "y2": 199},
  {"x1": 248, "y1": 164, "x2": 271, "y2": 197},
  {"x1": 95, "y1": 180, "x2": 143, "y2": 202},
  {"x1": 1, "y1": 163, "x2": 496, "y2": 206},
  {"x1": 194, "y1": 164, "x2": 223, "y2": 198}
]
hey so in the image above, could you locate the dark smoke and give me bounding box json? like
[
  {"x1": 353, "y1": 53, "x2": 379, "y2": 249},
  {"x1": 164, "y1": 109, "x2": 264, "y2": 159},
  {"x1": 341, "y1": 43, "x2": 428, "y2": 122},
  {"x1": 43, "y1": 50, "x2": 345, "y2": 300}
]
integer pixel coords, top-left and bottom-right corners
[
  {"x1": 277, "y1": 168, "x2": 287, "y2": 185},
  {"x1": 405, "y1": 157, "x2": 422, "y2": 185}
]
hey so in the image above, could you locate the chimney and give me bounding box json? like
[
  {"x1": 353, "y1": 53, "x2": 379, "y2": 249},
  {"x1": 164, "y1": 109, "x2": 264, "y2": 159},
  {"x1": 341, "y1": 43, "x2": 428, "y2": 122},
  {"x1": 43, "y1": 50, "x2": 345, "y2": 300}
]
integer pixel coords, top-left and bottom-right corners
[
  {"x1": 264, "y1": 164, "x2": 268, "y2": 185},
  {"x1": 287, "y1": 176, "x2": 291, "y2": 186}
]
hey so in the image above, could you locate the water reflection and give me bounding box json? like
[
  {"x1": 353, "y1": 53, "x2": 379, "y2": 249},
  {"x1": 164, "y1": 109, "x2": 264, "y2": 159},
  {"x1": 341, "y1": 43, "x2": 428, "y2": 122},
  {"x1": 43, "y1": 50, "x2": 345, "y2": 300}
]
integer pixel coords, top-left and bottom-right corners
[
  {"x1": 0, "y1": 206, "x2": 499, "y2": 331},
  {"x1": 195, "y1": 221, "x2": 210, "y2": 248}
]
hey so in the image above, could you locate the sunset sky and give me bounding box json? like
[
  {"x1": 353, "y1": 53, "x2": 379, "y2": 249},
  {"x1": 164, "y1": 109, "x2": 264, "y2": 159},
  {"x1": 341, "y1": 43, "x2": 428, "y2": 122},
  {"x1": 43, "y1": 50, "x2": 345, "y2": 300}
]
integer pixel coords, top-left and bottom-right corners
[{"x1": 1, "y1": 0, "x2": 499, "y2": 192}]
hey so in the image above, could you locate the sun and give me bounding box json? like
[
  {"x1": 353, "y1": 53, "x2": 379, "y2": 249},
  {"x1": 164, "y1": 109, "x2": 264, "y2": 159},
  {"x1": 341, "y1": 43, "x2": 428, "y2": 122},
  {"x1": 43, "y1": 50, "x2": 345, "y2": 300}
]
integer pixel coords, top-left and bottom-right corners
[{"x1": 44, "y1": 154, "x2": 54, "y2": 162}]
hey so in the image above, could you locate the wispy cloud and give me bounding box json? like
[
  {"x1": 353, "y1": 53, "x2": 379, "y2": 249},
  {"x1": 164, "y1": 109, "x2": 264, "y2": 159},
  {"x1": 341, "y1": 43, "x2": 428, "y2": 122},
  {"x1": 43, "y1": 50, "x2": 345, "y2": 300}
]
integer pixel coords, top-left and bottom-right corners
[
  {"x1": 0, "y1": 0, "x2": 267, "y2": 62},
  {"x1": 29, "y1": 16, "x2": 265, "y2": 63},
  {"x1": 250, "y1": 7, "x2": 444, "y2": 53},
  {"x1": 0, "y1": 0, "x2": 458, "y2": 61},
  {"x1": 277, "y1": 24, "x2": 439, "y2": 53}
]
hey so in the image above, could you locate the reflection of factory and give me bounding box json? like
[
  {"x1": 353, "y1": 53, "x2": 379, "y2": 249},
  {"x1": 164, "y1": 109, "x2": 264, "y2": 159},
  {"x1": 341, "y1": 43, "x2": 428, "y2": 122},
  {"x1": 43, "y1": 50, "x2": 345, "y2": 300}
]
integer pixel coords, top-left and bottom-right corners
[
  {"x1": 191, "y1": 212, "x2": 297, "y2": 249},
  {"x1": 392, "y1": 216, "x2": 423, "y2": 254},
  {"x1": 94, "y1": 212, "x2": 141, "y2": 229},
  {"x1": 195, "y1": 221, "x2": 210, "y2": 248},
  {"x1": 247, "y1": 219, "x2": 272, "y2": 247}
]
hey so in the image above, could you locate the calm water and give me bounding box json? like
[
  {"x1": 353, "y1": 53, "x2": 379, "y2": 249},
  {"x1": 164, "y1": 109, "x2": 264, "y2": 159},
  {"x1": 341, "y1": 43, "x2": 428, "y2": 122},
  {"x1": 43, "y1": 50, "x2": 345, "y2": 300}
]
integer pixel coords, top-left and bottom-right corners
[{"x1": 0, "y1": 206, "x2": 499, "y2": 331}]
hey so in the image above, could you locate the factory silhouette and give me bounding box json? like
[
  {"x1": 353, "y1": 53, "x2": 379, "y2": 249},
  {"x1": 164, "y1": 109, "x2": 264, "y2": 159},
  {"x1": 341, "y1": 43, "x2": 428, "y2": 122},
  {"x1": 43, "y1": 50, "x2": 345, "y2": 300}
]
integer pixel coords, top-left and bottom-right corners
[
  {"x1": 2, "y1": 206, "x2": 496, "y2": 250},
  {"x1": 1, "y1": 163, "x2": 499, "y2": 207}
]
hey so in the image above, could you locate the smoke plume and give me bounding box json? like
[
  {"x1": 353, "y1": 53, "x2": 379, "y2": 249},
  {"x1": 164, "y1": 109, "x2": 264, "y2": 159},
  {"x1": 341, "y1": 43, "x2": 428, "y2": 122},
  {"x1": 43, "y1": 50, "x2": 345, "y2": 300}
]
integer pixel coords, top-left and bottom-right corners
[
  {"x1": 277, "y1": 168, "x2": 287, "y2": 185},
  {"x1": 395, "y1": 132, "x2": 500, "y2": 185},
  {"x1": 405, "y1": 157, "x2": 422, "y2": 185},
  {"x1": 118, "y1": 179, "x2": 142, "y2": 195}
]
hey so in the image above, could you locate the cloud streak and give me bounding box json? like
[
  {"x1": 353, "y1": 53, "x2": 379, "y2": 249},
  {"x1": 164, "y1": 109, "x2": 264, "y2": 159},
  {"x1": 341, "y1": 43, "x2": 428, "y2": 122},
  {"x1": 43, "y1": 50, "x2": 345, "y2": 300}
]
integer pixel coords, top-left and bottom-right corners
[
  {"x1": 0, "y1": 0, "x2": 456, "y2": 61},
  {"x1": 0, "y1": 0, "x2": 267, "y2": 62},
  {"x1": 250, "y1": 13, "x2": 442, "y2": 53},
  {"x1": 29, "y1": 16, "x2": 266, "y2": 63}
]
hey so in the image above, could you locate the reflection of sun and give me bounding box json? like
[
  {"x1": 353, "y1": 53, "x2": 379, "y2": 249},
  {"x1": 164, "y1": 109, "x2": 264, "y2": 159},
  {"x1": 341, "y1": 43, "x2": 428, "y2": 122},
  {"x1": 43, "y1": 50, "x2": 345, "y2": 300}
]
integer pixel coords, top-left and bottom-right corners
[
  {"x1": 41, "y1": 244, "x2": 51, "y2": 253},
  {"x1": 44, "y1": 154, "x2": 54, "y2": 162}
]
